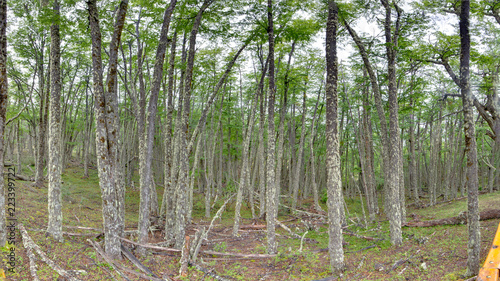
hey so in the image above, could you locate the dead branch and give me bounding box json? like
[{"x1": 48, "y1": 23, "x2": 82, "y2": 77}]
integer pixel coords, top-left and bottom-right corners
[
  {"x1": 120, "y1": 237, "x2": 181, "y2": 253},
  {"x1": 179, "y1": 236, "x2": 190, "y2": 277},
  {"x1": 280, "y1": 203, "x2": 327, "y2": 218},
  {"x1": 404, "y1": 209, "x2": 500, "y2": 227},
  {"x1": 64, "y1": 226, "x2": 102, "y2": 231},
  {"x1": 189, "y1": 262, "x2": 231, "y2": 281},
  {"x1": 343, "y1": 229, "x2": 382, "y2": 241},
  {"x1": 87, "y1": 239, "x2": 131, "y2": 281},
  {"x1": 202, "y1": 250, "x2": 276, "y2": 259},
  {"x1": 19, "y1": 224, "x2": 82, "y2": 281},
  {"x1": 121, "y1": 244, "x2": 159, "y2": 279},
  {"x1": 276, "y1": 220, "x2": 301, "y2": 239},
  {"x1": 21, "y1": 227, "x2": 39, "y2": 281},
  {"x1": 346, "y1": 245, "x2": 377, "y2": 254}
]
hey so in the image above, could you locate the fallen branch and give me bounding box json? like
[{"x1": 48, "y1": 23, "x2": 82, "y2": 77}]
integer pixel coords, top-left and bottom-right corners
[
  {"x1": 280, "y1": 204, "x2": 326, "y2": 218},
  {"x1": 202, "y1": 250, "x2": 276, "y2": 259},
  {"x1": 121, "y1": 244, "x2": 159, "y2": 279},
  {"x1": 12, "y1": 173, "x2": 33, "y2": 181},
  {"x1": 189, "y1": 262, "x2": 231, "y2": 281},
  {"x1": 120, "y1": 237, "x2": 181, "y2": 253},
  {"x1": 343, "y1": 229, "x2": 382, "y2": 241},
  {"x1": 404, "y1": 209, "x2": 500, "y2": 227},
  {"x1": 346, "y1": 245, "x2": 377, "y2": 254},
  {"x1": 19, "y1": 224, "x2": 81, "y2": 281},
  {"x1": 21, "y1": 228, "x2": 39, "y2": 281},
  {"x1": 276, "y1": 220, "x2": 301, "y2": 239},
  {"x1": 87, "y1": 239, "x2": 130, "y2": 281}
]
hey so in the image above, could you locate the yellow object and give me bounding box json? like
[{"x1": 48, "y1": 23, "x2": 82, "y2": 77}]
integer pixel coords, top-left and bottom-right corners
[
  {"x1": 0, "y1": 268, "x2": 5, "y2": 279},
  {"x1": 478, "y1": 222, "x2": 500, "y2": 281}
]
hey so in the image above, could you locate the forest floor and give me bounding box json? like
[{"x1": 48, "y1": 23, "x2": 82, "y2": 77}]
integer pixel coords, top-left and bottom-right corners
[{"x1": 3, "y1": 161, "x2": 500, "y2": 281}]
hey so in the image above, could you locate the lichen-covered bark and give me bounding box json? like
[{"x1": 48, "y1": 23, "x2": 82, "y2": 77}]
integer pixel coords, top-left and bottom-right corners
[
  {"x1": 175, "y1": 0, "x2": 213, "y2": 248},
  {"x1": 381, "y1": 0, "x2": 403, "y2": 246},
  {"x1": 87, "y1": 0, "x2": 128, "y2": 259},
  {"x1": 460, "y1": 0, "x2": 480, "y2": 276},
  {"x1": 138, "y1": 0, "x2": 177, "y2": 255},
  {"x1": 161, "y1": 32, "x2": 176, "y2": 226},
  {"x1": 266, "y1": 0, "x2": 278, "y2": 255},
  {"x1": 46, "y1": 0, "x2": 62, "y2": 241},
  {"x1": 292, "y1": 85, "x2": 307, "y2": 210},
  {"x1": 325, "y1": 1, "x2": 344, "y2": 273},
  {"x1": 0, "y1": 0, "x2": 7, "y2": 246}
]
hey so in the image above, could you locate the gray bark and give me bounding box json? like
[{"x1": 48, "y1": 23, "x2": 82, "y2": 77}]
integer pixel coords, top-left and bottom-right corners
[
  {"x1": 138, "y1": 0, "x2": 177, "y2": 255},
  {"x1": 87, "y1": 0, "x2": 128, "y2": 259},
  {"x1": 326, "y1": 0, "x2": 344, "y2": 273},
  {"x1": 460, "y1": 0, "x2": 481, "y2": 276},
  {"x1": 266, "y1": 0, "x2": 278, "y2": 255},
  {"x1": 0, "y1": 0, "x2": 7, "y2": 246},
  {"x1": 46, "y1": 0, "x2": 62, "y2": 241}
]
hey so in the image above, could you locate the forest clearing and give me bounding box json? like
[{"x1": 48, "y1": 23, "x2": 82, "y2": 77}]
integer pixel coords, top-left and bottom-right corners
[
  {"x1": 0, "y1": 0, "x2": 498, "y2": 280},
  {"x1": 3, "y1": 162, "x2": 500, "y2": 281}
]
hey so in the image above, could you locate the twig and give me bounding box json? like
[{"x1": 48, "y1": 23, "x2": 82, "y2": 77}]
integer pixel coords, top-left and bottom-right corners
[
  {"x1": 356, "y1": 256, "x2": 366, "y2": 269},
  {"x1": 280, "y1": 204, "x2": 326, "y2": 218},
  {"x1": 19, "y1": 224, "x2": 81, "y2": 281},
  {"x1": 87, "y1": 239, "x2": 131, "y2": 281},
  {"x1": 121, "y1": 244, "x2": 159, "y2": 279}
]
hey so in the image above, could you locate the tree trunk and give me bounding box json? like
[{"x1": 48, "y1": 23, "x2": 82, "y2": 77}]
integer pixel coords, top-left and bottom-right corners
[
  {"x1": 460, "y1": 0, "x2": 481, "y2": 276},
  {"x1": 265, "y1": 0, "x2": 278, "y2": 255},
  {"x1": 0, "y1": 0, "x2": 7, "y2": 246},
  {"x1": 87, "y1": 0, "x2": 128, "y2": 260},
  {"x1": 138, "y1": 0, "x2": 177, "y2": 255},
  {"x1": 326, "y1": 1, "x2": 345, "y2": 273},
  {"x1": 46, "y1": 0, "x2": 62, "y2": 241},
  {"x1": 175, "y1": 0, "x2": 213, "y2": 249}
]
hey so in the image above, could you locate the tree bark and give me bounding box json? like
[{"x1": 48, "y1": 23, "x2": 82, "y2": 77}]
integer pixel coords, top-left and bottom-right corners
[
  {"x1": 266, "y1": 0, "x2": 278, "y2": 255},
  {"x1": 87, "y1": 0, "x2": 128, "y2": 259},
  {"x1": 0, "y1": 0, "x2": 7, "y2": 246},
  {"x1": 175, "y1": 0, "x2": 213, "y2": 248},
  {"x1": 326, "y1": 0, "x2": 345, "y2": 273},
  {"x1": 138, "y1": 0, "x2": 177, "y2": 256},
  {"x1": 460, "y1": 0, "x2": 481, "y2": 276},
  {"x1": 46, "y1": 0, "x2": 62, "y2": 241}
]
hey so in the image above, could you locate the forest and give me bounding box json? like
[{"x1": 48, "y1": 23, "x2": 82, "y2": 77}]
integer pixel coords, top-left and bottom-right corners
[{"x1": 0, "y1": 0, "x2": 498, "y2": 280}]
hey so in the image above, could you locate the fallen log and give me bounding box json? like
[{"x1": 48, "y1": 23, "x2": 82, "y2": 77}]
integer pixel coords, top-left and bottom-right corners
[
  {"x1": 189, "y1": 262, "x2": 230, "y2": 281},
  {"x1": 403, "y1": 209, "x2": 500, "y2": 227}
]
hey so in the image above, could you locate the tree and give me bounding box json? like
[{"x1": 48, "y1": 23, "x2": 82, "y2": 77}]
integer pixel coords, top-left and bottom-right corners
[
  {"x1": 87, "y1": 0, "x2": 128, "y2": 260},
  {"x1": 460, "y1": 0, "x2": 481, "y2": 276},
  {"x1": 137, "y1": 0, "x2": 177, "y2": 256},
  {"x1": 46, "y1": 0, "x2": 62, "y2": 241},
  {"x1": 325, "y1": 0, "x2": 344, "y2": 273},
  {"x1": 0, "y1": 0, "x2": 7, "y2": 247}
]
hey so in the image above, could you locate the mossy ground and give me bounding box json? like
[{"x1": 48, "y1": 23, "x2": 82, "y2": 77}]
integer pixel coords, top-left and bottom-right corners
[{"x1": 3, "y1": 161, "x2": 499, "y2": 280}]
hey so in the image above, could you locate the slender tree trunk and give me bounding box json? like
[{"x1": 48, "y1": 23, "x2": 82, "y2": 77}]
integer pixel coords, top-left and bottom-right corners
[
  {"x1": 46, "y1": 0, "x2": 62, "y2": 241},
  {"x1": 233, "y1": 57, "x2": 268, "y2": 235},
  {"x1": 265, "y1": 0, "x2": 278, "y2": 255},
  {"x1": 460, "y1": 0, "x2": 480, "y2": 276},
  {"x1": 138, "y1": 0, "x2": 177, "y2": 255},
  {"x1": 326, "y1": 0, "x2": 344, "y2": 273},
  {"x1": 292, "y1": 85, "x2": 307, "y2": 209},
  {"x1": 175, "y1": 0, "x2": 213, "y2": 248},
  {"x1": 0, "y1": 0, "x2": 7, "y2": 246}
]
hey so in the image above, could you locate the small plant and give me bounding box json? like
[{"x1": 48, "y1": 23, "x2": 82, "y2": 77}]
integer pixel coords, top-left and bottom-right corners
[{"x1": 213, "y1": 241, "x2": 227, "y2": 252}]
